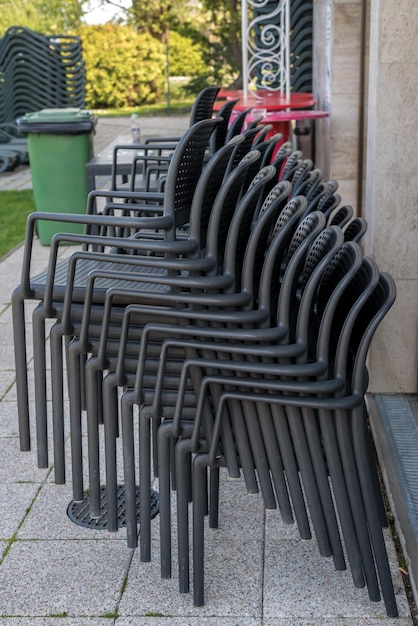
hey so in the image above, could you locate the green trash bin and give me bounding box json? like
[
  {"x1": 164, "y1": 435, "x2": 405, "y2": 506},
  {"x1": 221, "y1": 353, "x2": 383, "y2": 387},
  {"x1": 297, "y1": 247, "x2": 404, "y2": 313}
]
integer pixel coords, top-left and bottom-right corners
[{"x1": 17, "y1": 108, "x2": 97, "y2": 245}]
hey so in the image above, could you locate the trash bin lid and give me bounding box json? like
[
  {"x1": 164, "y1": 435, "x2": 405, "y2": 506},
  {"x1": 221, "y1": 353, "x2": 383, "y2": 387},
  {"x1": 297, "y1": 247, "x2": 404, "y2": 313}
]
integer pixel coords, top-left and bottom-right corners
[
  {"x1": 21, "y1": 108, "x2": 94, "y2": 123},
  {"x1": 17, "y1": 108, "x2": 97, "y2": 134}
]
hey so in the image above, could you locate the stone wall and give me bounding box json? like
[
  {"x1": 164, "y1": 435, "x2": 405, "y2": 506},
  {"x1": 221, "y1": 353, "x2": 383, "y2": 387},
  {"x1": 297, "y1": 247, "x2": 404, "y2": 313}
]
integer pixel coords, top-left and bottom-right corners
[
  {"x1": 364, "y1": 0, "x2": 418, "y2": 392},
  {"x1": 313, "y1": 0, "x2": 418, "y2": 393},
  {"x1": 313, "y1": 0, "x2": 363, "y2": 211}
]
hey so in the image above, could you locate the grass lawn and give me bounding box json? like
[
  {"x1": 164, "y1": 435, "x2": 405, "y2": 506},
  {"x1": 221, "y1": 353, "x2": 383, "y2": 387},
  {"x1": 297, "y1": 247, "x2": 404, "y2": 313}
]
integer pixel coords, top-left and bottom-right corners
[
  {"x1": 0, "y1": 190, "x2": 34, "y2": 259},
  {"x1": 93, "y1": 100, "x2": 195, "y2": 118}
]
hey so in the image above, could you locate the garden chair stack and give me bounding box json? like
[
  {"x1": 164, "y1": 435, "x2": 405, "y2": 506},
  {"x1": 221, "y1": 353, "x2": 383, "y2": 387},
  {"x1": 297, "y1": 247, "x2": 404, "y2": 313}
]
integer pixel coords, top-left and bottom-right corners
[
  {"x1": 10, "y1": 115, "x2": 399, "y2": 619},
  {"x1": 0, "y1": 26, "x2": 85, "y2": 169},
  {"x1": 46, "y1": 143, "x2": 319, "y2": 511},
  {"x1": 121, "y1": 234, "x2": 397, "y2": 615},
  {"x1": 12, "y1": 117, "x2": 220, "y2": 470},
  {"x1": 12, "y1": 116, "x2": 275, "y2": 485},
  {"x1": 61, "y1": 149, "x2": 273, "y2": 508},
  {"x1": 0, "y1": 26, "x2": 85, "y2": 124}
]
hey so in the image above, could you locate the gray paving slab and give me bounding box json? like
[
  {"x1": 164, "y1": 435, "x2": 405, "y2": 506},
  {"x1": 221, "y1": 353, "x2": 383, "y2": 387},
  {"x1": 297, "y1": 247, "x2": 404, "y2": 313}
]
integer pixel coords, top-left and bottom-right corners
[
  {"x1": 116, "y1": 614, "x2": 260, "y2": 626},
  {"x1": 0, "y1": 370, "x2": 16, "y2": 401},
  {"x1": 262, "y1": 528, "x2": 410, "y2": 621},
  {"x1": 0, "y1": 437, "x2": 50, "y2": 483},
  {"x1": 17, "y1": 481, "x2": 125, "y2": 542},
  {"x1": 0, "y1": 483, "x2": 40, "y2": 539},
  {"x1": 118, "y1": 478, "x2": 264, "y2": 619},
  {"x1": 263, "y1": 615, "x2": 411, "y2": 626},
  {"x1": 0, "y1": 540, "x2": 132, "y2": 617},
  {"x1": 0, "y1": 615, "x2": 115, "y2": 626}
]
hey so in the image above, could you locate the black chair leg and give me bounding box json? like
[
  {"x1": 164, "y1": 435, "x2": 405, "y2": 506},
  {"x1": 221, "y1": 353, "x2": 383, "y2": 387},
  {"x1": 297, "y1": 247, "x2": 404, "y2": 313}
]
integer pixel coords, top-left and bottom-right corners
[
  {"x1": 67, "y1": 340, "x2": 85, "y2": 502},
  {"x1": 193, "y1": 451, "x2": 208, "y2": 607},
  {"x1": 32, "y1": 303, "x2": 48, "y2": 468},
  {"x1": 102, "y1": 370, "x2": 120, "y2": 532},
  {"x1": 121, "y1": 390, "x2": 138, "y2": 549},
  {"x1": 139, "y1": 405, "x2": 152, "y2": 562},
  {"x1": 12, "y1": 287, "x2": 31, "y2": 451},
  {"x1": 50, "y1": 322, "x2": 66, "y2": 484}
]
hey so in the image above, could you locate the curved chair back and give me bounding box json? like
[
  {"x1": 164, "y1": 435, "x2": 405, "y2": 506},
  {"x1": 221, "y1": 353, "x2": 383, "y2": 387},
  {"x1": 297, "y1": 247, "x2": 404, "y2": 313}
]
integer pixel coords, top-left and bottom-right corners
[
  {"x1": 225, "y1": 106, "x2": 252, "y2": 143},
  {"x1": 189, "y1": 86, "x2": 221, "y2": 125},
  {"x1": 187, "y1": 134, "x2": 244, "y2": 253},
  {"x1": 343, "y1": 216, "x2": 368, "y2": 243},
  {"x1": 209, "y1": 98, "x2": 239, "y2": 154},
  {"x1": 163, "y1": 117, "x2": 220, "y2": 232},
  {"x1": 328, "y1": 205, "x2": 354, "y2": 228}
]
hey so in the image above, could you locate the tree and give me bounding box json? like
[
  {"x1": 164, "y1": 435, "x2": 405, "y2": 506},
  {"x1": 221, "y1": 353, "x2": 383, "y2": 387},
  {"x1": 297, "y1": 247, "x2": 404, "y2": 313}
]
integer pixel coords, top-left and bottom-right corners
[
  {"x1": 201, "y1": 0, "x2": 242, "y2": 87},
  {"x1": 0, "y1": 0, "x2": 87, "y2": 34},
  {"x1": 74, "y1": 23, "x2": 166, "y2": 107}
]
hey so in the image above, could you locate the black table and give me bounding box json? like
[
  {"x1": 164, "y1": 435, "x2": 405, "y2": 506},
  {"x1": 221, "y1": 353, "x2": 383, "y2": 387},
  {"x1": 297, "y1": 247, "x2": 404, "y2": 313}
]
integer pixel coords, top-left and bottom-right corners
[{"x1": 86, "y1": 134, "x2": 139, "y2": 192}]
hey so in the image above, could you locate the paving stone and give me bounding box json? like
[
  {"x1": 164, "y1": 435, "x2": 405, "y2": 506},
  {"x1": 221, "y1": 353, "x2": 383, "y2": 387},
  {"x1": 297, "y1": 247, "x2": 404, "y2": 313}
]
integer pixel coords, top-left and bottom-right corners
[{"x1": 0, "y1": 540, "x2": 132, "y2": 617}]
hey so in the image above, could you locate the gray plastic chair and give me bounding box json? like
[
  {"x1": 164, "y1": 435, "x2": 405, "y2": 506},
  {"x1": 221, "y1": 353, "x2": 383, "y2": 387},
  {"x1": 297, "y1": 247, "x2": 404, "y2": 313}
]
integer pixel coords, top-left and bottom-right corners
[{"x1": 11, "y1": 118, "x2": 220, "y2": 471}]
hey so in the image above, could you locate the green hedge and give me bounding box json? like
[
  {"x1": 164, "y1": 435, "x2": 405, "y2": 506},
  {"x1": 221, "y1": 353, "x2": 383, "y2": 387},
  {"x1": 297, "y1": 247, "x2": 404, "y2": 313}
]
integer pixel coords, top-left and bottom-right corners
[
  {"x1": 73, "y1": 24, "x2": 210, "y2": 109},
  {"x1": 75, "y1": 24, "x2": 167, "y2": 108}
]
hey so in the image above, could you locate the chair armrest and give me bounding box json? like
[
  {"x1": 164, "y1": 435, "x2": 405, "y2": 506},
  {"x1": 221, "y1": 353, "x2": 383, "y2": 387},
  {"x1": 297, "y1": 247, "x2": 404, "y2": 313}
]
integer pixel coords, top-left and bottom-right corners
[
  {"x1": 86, "y1": 188, "x2": 165, "y2": 215},
  {"x1": 20, "y1": 211, "x2": 174, "y2": 297}
]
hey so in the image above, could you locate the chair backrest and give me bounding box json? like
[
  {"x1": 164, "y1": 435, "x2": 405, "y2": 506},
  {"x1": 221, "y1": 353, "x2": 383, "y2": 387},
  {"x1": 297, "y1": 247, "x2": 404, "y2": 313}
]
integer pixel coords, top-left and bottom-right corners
[
  {"x1": 205, "y1": 150, "x2": 261, "y2": 272},
  {"x1": 324, "y1": 256, "x2": 388, "y2": 391},
  {"x1": 241, "y1": 187, "x2": 305, "y2": 310},
  {"x1": 256, "y1": 133, "x2": 283, "y2": 167},
  {"x1": 252, "y1": 123, "x2": 274, "y2": 145},
  {"x1": 348, "y1": 271, "x2": 396, "y2": 393},
  {"x1": 343, "y1": 216, "x2": 368, "y2": 242},
  {"x1": 290, "y1": 159, "x2": 314, "y2": 195},
  {"x1": 222, "y1": 164, "x2": 278, "y2": 290},
  {"x1": 271, "y1": 141, "x2": 293, "y2": 178},
  {"x1": 224, "y1": 125, "x2": 261, "y2": 176},
  {"x1": 317, "y1": 192, "x2": 342, "y2": 220},
  {"x1": 292, "y1": 167, "x2": 324, "y2": 201},
  {"x1": 187, "y1": 134, "x2": 244, "y2": 253},
  {"x1": 237, "y1": 135, "x2": 280, "y2": 206},
  {"x1": 225, "y1": 107, "x2": 252, "y2": 143},
  {"x1": 328, "y1": 259, "x2": 379, "y2": 383},
  {"x1": 189, "y1": 86, "x2": 221, "y2": 125},
  {"x1": 267, "y1": 210, "x2": 327, "y2": 324},
  {"x1": 328, "y1": 205, "x2": 354, "y2": 228},
  {"x1": 304, "y1": 179, "x2": 339, "y2": 215},
  {"x1": 209, "y1": 98, "x2": 239, "y2": 154},
  {"x1": 297, "y1": 241, "x2": 363, "y2": 364},
  {"x1": 162, "y1": 117, "x2": 220, "y2": 233},
  {"x1": 278, "y1": 150, "x2": 303, "y2": 182},
  {"x1": 284, "y1": 225, "x2": 345, "y2": 343}
]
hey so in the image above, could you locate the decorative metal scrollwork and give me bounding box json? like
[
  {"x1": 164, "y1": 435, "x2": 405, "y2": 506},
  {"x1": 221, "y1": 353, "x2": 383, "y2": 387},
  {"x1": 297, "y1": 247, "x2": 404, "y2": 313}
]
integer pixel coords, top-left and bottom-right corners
[{"x1": 242, "y1": 0, "x2": 290, "y2": 100}]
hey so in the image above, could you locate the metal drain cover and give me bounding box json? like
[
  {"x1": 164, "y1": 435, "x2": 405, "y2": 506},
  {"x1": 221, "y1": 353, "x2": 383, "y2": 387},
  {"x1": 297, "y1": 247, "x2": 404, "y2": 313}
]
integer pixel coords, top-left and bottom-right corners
[{"x1": 67, "y1": 485, "x2": 159, "y2": 530}]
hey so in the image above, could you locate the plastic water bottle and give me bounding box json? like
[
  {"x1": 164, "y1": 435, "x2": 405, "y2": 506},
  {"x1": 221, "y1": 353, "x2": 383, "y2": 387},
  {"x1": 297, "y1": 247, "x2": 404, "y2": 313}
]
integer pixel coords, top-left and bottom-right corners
[{"x1": 130, "y1": 113, "x2": 141, "y2": 143}]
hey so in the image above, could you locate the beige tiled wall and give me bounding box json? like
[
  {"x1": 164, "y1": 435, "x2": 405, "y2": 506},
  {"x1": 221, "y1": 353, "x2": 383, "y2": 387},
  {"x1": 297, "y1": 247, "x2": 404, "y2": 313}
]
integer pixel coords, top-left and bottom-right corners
[
  {"x1": 365, "y1": 0, "x2": 418, "y2": 392},
  {"x1": 313, "y1": 0, "x2": 418, "y2": 393},
  {"x1": 314, "y1": 0, "x2": 363, "y2": 212}
]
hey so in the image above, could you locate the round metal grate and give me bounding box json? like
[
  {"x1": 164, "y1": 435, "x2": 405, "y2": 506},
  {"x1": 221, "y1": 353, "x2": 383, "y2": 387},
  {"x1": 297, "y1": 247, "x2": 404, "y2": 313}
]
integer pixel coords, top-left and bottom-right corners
[{"x1": 67, "y1": 485, "x2": 159, "y2": 530}]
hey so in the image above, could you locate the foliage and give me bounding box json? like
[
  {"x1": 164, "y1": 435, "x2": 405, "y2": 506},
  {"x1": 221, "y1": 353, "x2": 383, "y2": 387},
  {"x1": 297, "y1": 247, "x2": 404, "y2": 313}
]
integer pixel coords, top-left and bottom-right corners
[
  {"x1": 126, "y1": 0, "x2": 241, "y2": 88},
  {"x1": 168, "y1": 31, "x2": 206, "y2": 78},
  {"x1": 130, "y1": 0, "x2": 191, "y2": 42},
  {"x1": 73, "y1": 24, "x2": 167, "y2": 108},
  {"x1": 0, "y1": 191, "x2": 34, "y2": 259},
  {"x1": 0, "y1": 0, "x2": 86, "y2": 34},
  {"x1": 201, "y1": 0, "x2": 242, "y2": 87},
  {"x1": 0, "y1": 0, "x2": 242, "y2": 107}
]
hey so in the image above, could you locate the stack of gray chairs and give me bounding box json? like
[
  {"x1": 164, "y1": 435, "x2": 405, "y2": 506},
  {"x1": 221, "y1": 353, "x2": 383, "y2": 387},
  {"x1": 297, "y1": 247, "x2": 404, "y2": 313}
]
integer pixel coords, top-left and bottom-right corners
[
  {"x1": 10, "y1": 113, "x2": 398, "y2": 618},
  {"x1": 12, "y1": 116, "x2": 285, "y2": 484},
  {"x1": 0, "y1": 26, "x2": 85, "y2": 170}
]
